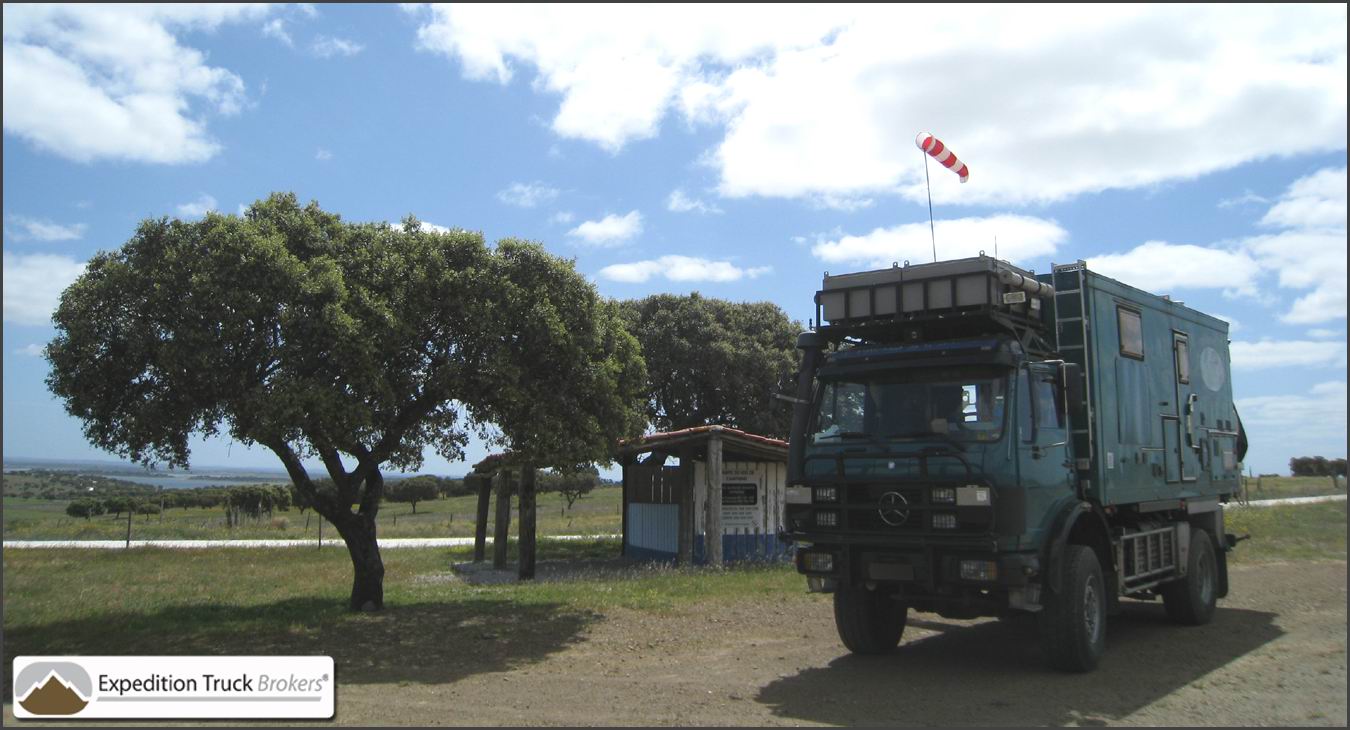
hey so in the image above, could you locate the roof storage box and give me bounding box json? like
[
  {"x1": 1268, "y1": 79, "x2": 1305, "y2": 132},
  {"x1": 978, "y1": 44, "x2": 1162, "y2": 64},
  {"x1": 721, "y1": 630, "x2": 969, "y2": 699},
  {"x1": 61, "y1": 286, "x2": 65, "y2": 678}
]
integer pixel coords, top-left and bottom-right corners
[{"x1": 817, "y1": 255, "x2": 1053, "y2": 325}]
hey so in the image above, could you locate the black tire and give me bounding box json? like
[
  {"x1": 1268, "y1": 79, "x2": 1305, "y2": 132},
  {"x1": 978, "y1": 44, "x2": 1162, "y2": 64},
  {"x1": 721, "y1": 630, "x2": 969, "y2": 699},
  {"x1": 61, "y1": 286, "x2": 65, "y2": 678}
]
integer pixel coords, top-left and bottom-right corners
[
  {"x1": 1162, "y1": 527, "x2": 1218, "y2": 625},
  {"x1": 833, "y1": 585, "x2": 907, "y2": 654},
  {"x1": 1039, "y1": 544, "x2": 1106, "y2": 672}
]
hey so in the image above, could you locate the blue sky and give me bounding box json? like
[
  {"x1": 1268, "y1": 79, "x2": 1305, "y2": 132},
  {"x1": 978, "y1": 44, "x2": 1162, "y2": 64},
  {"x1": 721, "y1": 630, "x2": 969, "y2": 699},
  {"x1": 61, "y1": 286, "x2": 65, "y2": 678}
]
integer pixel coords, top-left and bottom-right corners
[{"x1": 3, "y1": 4, "x2": 1346, "y2": 478}]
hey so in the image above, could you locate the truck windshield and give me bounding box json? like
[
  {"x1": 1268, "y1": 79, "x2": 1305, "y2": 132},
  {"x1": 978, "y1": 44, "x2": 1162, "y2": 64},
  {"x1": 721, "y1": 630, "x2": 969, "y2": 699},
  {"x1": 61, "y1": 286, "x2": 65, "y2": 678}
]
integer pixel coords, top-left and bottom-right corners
[{"x1": 812, "y1": 370, "x2": 1008, "y2": 444}]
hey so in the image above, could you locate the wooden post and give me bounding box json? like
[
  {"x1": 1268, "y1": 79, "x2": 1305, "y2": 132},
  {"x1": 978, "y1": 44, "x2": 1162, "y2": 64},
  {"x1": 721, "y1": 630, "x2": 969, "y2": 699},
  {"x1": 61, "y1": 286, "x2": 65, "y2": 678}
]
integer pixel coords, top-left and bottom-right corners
[
  {"x1": 473, "y1": 474, "x2": 492, "y2": 562},
  {"x1": 677, "y1": 449, "x2": 694, "y2": 566},
  {"x1": 705, "y1": 434, "x2": 723, "y2": 567},
  {"x1": 493, "y1": 469, "x2": 514, "y2": 570},
  {"x1": 519, "y1": 465, "x2": 537, "y2": 580},
  {"x1": 125, "y1": 508, "x2": 132, "y2": 548},
  {"x1": 620, "y1": 458, "x2": 629, "y2": 557}
]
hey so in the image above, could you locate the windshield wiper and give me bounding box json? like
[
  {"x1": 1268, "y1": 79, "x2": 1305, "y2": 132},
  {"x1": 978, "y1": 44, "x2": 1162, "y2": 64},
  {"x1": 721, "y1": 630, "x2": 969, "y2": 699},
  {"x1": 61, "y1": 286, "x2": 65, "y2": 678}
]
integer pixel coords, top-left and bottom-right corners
[{"x1": 884, "y1": 431, "x2": 967, "y2": 452}]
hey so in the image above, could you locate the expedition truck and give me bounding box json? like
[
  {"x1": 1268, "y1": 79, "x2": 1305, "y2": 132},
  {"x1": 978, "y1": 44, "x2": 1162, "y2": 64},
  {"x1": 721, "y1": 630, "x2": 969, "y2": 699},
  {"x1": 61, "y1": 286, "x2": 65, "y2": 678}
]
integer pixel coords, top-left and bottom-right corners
[{"x1": 783, "y1": 256, "x2": 1248, "y2": 671}]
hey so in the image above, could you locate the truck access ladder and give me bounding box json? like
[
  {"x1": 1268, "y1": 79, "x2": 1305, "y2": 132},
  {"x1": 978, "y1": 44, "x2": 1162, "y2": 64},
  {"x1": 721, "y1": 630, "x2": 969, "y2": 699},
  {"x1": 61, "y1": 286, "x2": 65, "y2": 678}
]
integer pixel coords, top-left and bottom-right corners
[{"x1": 1118, "y1": 525, "x2": 1183, "y2": 593}]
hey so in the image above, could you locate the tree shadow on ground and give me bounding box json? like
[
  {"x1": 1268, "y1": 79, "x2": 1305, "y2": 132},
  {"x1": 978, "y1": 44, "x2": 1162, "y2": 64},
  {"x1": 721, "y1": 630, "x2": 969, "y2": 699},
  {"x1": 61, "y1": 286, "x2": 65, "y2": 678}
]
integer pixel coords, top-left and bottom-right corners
[
  {"x1": 3, "y1": 597, "x2": 597, "y2": 703},
  {"x1": 757, "y1": 602, "x2": 1283, "y2": 726}
]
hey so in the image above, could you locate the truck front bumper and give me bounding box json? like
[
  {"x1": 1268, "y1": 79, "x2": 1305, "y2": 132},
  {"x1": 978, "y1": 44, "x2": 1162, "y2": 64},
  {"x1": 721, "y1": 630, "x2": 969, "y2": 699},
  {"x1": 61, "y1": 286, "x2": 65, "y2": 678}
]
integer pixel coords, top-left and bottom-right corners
[{"x1": 794, "y1": 539, "x2": 1040, "y2": 594}]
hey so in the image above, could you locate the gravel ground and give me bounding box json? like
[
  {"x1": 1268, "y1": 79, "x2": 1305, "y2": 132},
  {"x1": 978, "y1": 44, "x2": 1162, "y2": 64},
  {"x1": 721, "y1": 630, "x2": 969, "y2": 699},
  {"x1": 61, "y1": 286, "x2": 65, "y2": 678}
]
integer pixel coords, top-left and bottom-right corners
[
  {"x1": 4, "y1": 561, "x2": 1343, "y2": 726},
  {"x1": 323, "y1": 560, "x2": 1347, "y2": 726}
]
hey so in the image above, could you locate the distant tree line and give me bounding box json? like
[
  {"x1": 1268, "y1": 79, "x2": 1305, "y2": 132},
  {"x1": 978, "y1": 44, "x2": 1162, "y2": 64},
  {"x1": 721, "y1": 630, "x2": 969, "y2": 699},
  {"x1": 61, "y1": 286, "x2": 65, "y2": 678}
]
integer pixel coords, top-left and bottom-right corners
[{"x1": 1289, "y1": 456, "x2": 1348, "y2": 477}]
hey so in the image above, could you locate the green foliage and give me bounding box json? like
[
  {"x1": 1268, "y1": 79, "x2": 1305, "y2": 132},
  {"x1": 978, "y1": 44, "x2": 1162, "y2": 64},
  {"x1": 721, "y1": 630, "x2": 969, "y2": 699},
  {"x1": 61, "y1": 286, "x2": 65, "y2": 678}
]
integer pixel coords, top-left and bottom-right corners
[
  {"x1": 64, "y1": 498, "x2": 105, "y2": 520},
  {"x1": 538, "y1": 467, "x2": 599, "y2": 511},
  {"x1": 470, "y1": 240, "x2": 648, "y2": 470},
  {"x1": 42, "y1": 192, "x2": 650, "y2": 609},
  {"x1": 1289, "y1": 456, "x2": 1348, "y2": 477},
  {"x1": 618, "y1": 293, "x2": 798, "y2": 438},
  {"x1": 385, "y1": 477, "x2": 440, "y2": 513},
  {"x1": 102, "y1": 496, "x2": 136, "y2": 519}
]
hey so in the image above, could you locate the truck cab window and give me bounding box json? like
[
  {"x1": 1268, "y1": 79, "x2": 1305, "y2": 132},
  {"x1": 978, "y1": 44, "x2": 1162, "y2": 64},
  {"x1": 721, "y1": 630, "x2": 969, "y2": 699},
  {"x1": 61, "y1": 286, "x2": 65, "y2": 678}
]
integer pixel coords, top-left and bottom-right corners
[{"x1": 812, "y1": 371, "x2": 1008, "y2": 444}]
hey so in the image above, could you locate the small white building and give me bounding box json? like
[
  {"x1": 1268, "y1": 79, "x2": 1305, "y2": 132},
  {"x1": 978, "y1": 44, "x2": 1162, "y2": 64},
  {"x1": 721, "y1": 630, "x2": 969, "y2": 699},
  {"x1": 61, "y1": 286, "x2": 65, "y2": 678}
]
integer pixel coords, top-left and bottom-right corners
[{"x1": 617, "y1": 425, "x2": 790, "y2": 565}]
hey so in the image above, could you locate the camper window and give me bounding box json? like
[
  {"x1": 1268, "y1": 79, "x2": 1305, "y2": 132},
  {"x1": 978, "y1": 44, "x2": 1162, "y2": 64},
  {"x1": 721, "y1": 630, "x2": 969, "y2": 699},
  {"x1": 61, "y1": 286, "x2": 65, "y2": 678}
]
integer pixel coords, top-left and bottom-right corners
[{"x1": 1118, "y1": 307, "x2": 1144, "y2": 359}]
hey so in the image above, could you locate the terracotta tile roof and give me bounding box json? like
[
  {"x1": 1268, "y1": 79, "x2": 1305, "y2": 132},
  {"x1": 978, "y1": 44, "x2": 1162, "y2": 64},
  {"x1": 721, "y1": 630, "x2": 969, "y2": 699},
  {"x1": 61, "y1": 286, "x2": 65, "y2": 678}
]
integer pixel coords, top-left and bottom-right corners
[{"x1": 617, "y1": 425, "x2": 788, "y2": 452}]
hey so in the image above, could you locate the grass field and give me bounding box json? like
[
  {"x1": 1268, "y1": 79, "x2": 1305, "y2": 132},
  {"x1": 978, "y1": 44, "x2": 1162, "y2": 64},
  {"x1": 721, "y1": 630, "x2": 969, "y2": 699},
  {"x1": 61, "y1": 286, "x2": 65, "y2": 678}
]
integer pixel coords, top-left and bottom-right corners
[
  {"x1": 1239, "y1": 474, "x2": 1346, "y2": 500},
  {"x1": 2, "y1": 485, "x2": 624, "y2": 541},
  {"x1": 3, "y1": 500, "x2": 1343, "y2": 700},
  {"x1": 5, "y1": 475, "x2": 1340, "y2": 542}
]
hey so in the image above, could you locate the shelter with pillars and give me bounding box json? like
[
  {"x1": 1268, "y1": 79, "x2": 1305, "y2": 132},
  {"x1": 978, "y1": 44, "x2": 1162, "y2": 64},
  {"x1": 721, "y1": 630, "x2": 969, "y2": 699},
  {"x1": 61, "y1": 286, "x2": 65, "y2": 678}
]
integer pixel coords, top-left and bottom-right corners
[
  {"x1": 464, "y1": 452, "x2": 540, "y2": 579},
  {"x1": 616, "y1": 425, "x2": 792, "y2": 566}
]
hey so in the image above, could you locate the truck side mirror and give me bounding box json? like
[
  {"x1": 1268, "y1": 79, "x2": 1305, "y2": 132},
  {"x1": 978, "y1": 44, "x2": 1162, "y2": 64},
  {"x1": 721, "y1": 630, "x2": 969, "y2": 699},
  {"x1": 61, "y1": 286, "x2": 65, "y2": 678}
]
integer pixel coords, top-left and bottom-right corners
[{"x1": 1061, "y1": 362, "x2": 1083, "y2": 412}]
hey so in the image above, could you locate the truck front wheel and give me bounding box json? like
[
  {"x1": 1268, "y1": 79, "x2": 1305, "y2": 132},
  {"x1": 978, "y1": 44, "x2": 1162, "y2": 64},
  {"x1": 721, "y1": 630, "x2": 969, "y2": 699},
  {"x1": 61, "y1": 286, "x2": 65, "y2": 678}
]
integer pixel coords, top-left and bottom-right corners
[
  {"x1": 833, "y1": 585, "x2": 907, "y2": 654},
  {"x1": 1162, "y1": 527, "x2": 1218, "y2": 625},
  {"x1": 1040, "y1": 544, "x2": 1106, "y2": 672}
]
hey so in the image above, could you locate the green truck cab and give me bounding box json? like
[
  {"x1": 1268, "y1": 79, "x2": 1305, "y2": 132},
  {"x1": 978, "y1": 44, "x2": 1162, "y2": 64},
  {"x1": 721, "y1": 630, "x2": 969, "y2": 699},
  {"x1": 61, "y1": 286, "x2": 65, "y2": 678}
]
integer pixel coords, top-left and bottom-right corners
[{"x1": 784, "y1": 256, "x2": 1247, "y2": 671}]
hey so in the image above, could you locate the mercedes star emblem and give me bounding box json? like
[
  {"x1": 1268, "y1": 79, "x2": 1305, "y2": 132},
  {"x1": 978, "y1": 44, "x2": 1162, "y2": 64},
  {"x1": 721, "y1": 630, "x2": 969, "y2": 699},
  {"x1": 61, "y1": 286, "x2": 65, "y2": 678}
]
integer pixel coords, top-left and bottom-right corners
[{"x1": 878, "y1": 491, "x2": 910, "y2": 526}]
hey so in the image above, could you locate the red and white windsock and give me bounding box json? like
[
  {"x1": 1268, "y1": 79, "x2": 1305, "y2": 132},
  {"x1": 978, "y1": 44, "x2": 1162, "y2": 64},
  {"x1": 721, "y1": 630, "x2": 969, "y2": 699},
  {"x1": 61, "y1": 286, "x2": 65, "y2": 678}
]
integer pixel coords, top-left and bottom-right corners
[{"x1": 916, "y1": 132, "x2": 969, "y2": 183}]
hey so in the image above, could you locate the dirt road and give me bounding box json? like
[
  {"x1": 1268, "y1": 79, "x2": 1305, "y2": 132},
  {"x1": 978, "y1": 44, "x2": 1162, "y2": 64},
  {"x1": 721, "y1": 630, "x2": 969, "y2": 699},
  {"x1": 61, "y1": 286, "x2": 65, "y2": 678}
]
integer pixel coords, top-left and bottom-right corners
[
  {"x1": 5, "y1": 561, "x2": 1343, "y2": 726},
  {"x1": 321, "y1": 561, "x2": 1346, "y2": 726}
]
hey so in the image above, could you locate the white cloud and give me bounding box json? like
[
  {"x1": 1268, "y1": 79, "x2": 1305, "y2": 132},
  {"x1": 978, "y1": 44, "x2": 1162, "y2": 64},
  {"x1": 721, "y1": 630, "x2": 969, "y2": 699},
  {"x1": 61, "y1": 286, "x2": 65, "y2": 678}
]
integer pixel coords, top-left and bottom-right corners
[
  {"x1": 1086, "y1": 242, "x2": 1261, "y2": 296},
  {"x1": 14, "y1": 343, "x2": 45, "y2": 357},
  {"x1": 2, "y1": 251, "x2": 87, "y2": 326},
  {"x1": 497, "y1": 182, "x2": 560, "y2": 208},
  {"x1": 7, "y1": 216, "x2": 87, "y2": 242},
  {"x1": 311, "y1": 36, "x2": 364, "y2": 59},
  {"x1": 568, "y1": 211, "x2": 643, "y2": 247},
  {"x1": 176, "y1": 194, "x2": 218, "y2": 219},
  {"x1": 1217, "y1": 190, "x2": 1270, "y2": 209},
  {"x1": 1260, "y1": 167, "x2": 1347, "y2": 230},
  {"x1": 315, "y1": 148, "x2": 333, "y2": 161},
  {"x1": 1212, "y1": 314, "x2": 1240, "y2": 334},
  {"x1": 1237, "y1": 381, "x2": 1347, "y2": 468},
  {"x1": 1307, "y1": 328, "x2": 1342, "y2": 339},
  {"x1": 1229, "y1": 339, "x2": 1347, "y2": 370},
  {"x1": 550, "y1": 211, "x2": 574, "y2": 225},
  {"x1": 1245, "y1": 167, "x2": 1347, "y2": 324},
  {"x1": 2, "y1": 4, "x2": 270, "y2": 164},
  {"x1": 811, "y1": 214, "x2": 1067, "y2": 270},
  {"x1": 393, "y1": 220, "x2": 454, "y2": 235},
  {"x1": 598, "y1": 256, "x2": 770, "y2": 284},
  {"x1": 412, "y1": 5, "x2": 1346, "y2": 206},
  {"x1": 262, "y1": 18, "x2": 292, "y2": 47},
  {"x1": 667, "y1": 189, "x2": 723, "y2": 214}
]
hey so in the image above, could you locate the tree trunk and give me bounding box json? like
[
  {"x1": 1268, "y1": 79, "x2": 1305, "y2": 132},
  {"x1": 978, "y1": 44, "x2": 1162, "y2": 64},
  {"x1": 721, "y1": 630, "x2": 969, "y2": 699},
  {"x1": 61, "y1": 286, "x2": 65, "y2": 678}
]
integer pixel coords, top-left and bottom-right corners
[
  {"x1": 473, "y1": 475, "x2": 491, "y2": 562},
  {"x1": 333, "y1": 513, "x2": 385, "y2": 611}
]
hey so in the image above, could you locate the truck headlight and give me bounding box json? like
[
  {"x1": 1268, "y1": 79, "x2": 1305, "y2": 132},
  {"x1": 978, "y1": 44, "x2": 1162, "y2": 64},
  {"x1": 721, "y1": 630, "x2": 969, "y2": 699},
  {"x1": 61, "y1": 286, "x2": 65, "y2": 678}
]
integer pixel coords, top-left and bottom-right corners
[
  {"x1": 932, "y1": 513, "x2": 957, "y2": 529},
  {"x1": 813, "y1": 486, "x2": 838, "y2": 503},
  {"x1": 801, "y1": 552, "x2": 834, "y2": 573},
  {"x1": 960, "y1": 560, "x2": 998, "y2": 581},
  {"x1": 931, "y1": 487, "x2": 956, "y2": 504},
  {"x1": 815, "y1": 510, "x2": 839, "y2": 528}
]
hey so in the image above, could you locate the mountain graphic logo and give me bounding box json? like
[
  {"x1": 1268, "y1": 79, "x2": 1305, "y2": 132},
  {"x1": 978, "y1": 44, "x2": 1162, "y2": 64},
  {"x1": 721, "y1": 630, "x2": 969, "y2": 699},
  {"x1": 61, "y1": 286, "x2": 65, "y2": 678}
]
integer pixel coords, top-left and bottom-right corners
[{"x1": 14, "y1": 662, "x2": 93, "y2": 716}]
